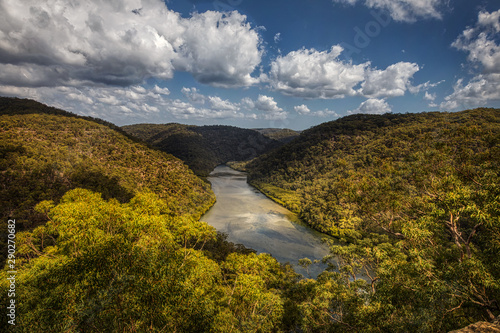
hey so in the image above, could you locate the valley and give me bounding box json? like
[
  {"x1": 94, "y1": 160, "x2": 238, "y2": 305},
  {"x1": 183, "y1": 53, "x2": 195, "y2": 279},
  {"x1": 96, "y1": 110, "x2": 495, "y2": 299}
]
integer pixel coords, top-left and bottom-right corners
[{"x1": 0, "y1": 97, "x2": 499, "y2": 332}]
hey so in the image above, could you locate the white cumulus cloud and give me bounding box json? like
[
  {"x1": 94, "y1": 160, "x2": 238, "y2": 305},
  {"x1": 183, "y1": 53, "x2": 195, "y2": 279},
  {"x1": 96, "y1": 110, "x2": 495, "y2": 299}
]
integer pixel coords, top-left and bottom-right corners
[
  {"x1": 332, "y1": 0, "x2": 445, "y2": 22},
  {"x1": 294, "y1": 104, "x2": 311, "y2": 115},
  {"x1": 181, "y1": 87, "x2": 206, "y2": 104},
  {"x1": 268, "y1": 46, "x2": 419, "y2": 100},
  {"x1": 208, "y1": 96, "x2": 240, "y2": 111},
  {"x1": 361, "y1": 62, "x2": 420, "y2": 98},
  {"x1": 268, "y1": 46, "x2": 368, "y2": 99},
  {"x1": 452, "y1": 9, "x2": 500, "y2": 74},
  {"x1": 349, "y1": 98, "x2": 391, "y2": 114},
  {"x1": 0, "y1": 0, "x2": 263, "y2": 88},
  {"x1": 442, "y1": 10, "x2": 500, "y2": 110},
  {"x1": 174, "y1": 10, "x2": 263, "y2": 87},
  {"x1": 240, "y1": 95, "x2": 288, "y2": 120},
  {"x1": 294, "y1": 104, "x2": 338, "y2": 117}
]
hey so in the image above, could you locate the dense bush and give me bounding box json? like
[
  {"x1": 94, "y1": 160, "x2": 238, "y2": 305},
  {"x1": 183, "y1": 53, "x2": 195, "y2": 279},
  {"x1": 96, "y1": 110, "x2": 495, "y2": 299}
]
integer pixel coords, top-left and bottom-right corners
[
  {"x1": 123, "y1": 123, "x2": 282, "y2": 176},
  {"x1": 247, "y1": 109, "x2": 500, "y2": 330}
]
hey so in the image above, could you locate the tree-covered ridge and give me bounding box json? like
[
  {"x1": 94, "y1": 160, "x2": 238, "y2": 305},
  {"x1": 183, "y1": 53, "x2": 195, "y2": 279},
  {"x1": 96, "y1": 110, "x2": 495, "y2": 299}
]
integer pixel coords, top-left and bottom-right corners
[
  {"x1": 248, "y1": 109, "x2": 499, "y2": 235},
  {"x1": 0, "y1": 97, "x2": 136, "y2": 141},
  {"x1": 247, "y1": 108, "x2": 500, "y2": 328},
  {"x1": 122, "y1": 123, "x2": 281, "y2": 176},
  {"x1": 0, "y1": 98, "x2": 216, "y2": 267},
  {"x1": 253, "y1": 128, "x2": 301, "y2": 143}
]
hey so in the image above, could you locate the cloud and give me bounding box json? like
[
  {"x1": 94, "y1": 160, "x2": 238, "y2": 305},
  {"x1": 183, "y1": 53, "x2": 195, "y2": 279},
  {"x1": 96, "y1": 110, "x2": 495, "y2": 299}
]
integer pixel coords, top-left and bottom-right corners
[
  {"x1": 254, "y1": 95, "x2": 282, "y2": 112},
  {"x1": 240, "y1": 97, "x2": 255, "y2": 109},
  {"x1": 361, "y1": 62, "x2": 419, "y2": 98},
  {"x1": 239, "y1": 95, "x2": 288, "y2": 120},
  {"x1": 440, "y1": 74, "x2": 500, "y2": 110},
  {"x1": 268, "y1": 46, "x2": 419, "y2": 99},
  {"x1": 424, "y1": 91, "x2": 436, "y2": 101},
  {"x1": 254, "y1": 95, "x2": 288, "y2": 119},
  {"x1": 442, "y1": 10, "x2": 500, "y2": 110},
  {"x1": 294, "y1": 104, "x2": 311, "y2": 115},
  {"x1": 0, "y1": 0, "x2": 262, "y2": 89},
  {"x1": 408, "y1": 79, "x2": 444, "y2": 94},
  {"x1": 332, "y1": 0, "x2": 445, "y2": 22},
  {"x1": 268, "y1": 46, "x2": 368, "y2": 99},
  {"x1": 274, "y1": 32, "x2": 281, "y2": 43},
  {"x1": 451, "y1": 9, "x2": 500, "y2": 74},
  {"x1": 181, "y1": 87, "x2": 206, "y2": 104},
  {"x1": 208, "y1": 96, "x2": 240, "y2": 111},
  {"x1": 294, "y1": 104, "x2": 339, "y2": 117},
  {"x1": 174, "y1": 10, "x2": 263, "y2": 87},
  {"x1": 153, "y1": 85, "x2": 171, "y2": 95},
  {"x1": 349, "y1": 98, "x2": 391, "y2": 114}
]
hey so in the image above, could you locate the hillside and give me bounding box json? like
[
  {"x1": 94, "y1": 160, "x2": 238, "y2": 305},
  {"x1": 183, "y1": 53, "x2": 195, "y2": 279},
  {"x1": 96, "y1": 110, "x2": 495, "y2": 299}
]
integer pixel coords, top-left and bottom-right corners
[
  {"x1": 1, "y1": 98, "x2": 498, "y2": 332},
  {"x1": 0, "y1": 98, "x2": 300, "y2": 332},
  {"x1": 0, "y1": 98, "x2": 216, "y2": 221},
  {"x1": 246, "y1": 108, "x2": 500, "y2": 329},
  {"x1": 122, "y1": 123, "x2": 281, "y2": 176},
  {"x1": 253, "y1": 128, "x2": 301, "y2": 143},
  {"x1": 0, "y1": 98, "x2": 216, "y2": 263}
]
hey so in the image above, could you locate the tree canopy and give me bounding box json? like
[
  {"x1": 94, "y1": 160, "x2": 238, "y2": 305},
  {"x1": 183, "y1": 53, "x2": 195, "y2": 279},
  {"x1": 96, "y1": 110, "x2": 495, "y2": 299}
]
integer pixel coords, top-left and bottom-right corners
[
  {"x1": 246, "y1": 109, "x2": 500, "y2": 330},
  {"x1": 123, "y1": 123, "x2": 282, "y2": 176},
  {"x1": 1, "y1": 98, "x2": 499, "y2": 332}
]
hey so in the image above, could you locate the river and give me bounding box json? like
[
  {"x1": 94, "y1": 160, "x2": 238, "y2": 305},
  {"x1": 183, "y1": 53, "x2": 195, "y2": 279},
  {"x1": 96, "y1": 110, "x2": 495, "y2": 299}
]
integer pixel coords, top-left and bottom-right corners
[{"x1": 202, "y1": 165, "x2": 332, "y2": 278}]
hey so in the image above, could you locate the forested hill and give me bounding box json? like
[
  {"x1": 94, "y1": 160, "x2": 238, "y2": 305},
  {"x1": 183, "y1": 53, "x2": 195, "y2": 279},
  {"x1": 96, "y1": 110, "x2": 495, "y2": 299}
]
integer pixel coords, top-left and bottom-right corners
[
  {"x1": 247, "y1": 108, "x2": 500, "y2": 236},
  {"x1": 253, "y1": 128, "x2": 301, "y2": 143},
  {"x1": 246, "y1": 108, "x2": 500, "y2": 328},
  {"x1": 122, "y1": 123, "x2": 281, "y2": 176},
  {"x1": 0, "y1": 97, "x2": 216, "y2": 261},
  {"x1": 0, "y1": 97, "x2": 134, "y2": 139},
  {"x1": 0, "y1": 97, "x2": 302, "y2": 331}
]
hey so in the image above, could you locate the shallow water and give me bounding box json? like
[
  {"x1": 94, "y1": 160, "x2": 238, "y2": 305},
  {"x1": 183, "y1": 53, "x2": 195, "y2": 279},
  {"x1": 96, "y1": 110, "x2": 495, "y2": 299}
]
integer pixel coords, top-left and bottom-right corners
[{"x1": 201, "y1": 165, "x2": 332, "y2": 278}]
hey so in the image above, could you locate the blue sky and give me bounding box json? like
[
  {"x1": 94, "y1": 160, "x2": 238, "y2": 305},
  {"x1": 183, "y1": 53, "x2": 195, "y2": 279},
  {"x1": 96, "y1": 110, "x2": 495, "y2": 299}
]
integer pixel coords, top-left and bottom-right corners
[{"x1": 0, "y1": 0, "x2": 499, "y2": 130}]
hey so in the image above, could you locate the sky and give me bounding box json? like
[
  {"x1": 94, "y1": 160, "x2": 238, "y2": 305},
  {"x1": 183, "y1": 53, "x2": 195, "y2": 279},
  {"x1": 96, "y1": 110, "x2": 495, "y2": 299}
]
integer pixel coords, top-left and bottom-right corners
[{"x1": 0, "y1": 0, "x2": 499, "y2": 130}]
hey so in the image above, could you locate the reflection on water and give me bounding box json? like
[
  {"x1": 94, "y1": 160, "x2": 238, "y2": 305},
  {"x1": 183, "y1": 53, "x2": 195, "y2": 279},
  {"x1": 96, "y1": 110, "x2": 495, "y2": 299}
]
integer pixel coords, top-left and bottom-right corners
[{"x1": 202, "y1": 165, "x2": 332, "y2": 278}]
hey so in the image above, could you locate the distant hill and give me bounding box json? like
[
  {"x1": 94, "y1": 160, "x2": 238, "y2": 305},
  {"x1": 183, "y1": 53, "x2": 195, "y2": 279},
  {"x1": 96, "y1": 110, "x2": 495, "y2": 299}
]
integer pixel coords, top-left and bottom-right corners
[
  {"x1": 122, "y1": 123, "x2": 282, "y2": 176},
  {"x1": 252, "y1": 128, "x2": 300, "y2": 143}
]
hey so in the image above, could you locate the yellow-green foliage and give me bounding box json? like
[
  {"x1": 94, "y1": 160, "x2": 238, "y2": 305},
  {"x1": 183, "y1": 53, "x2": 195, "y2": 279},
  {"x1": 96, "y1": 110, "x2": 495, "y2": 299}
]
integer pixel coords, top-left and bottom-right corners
[
  {"x1": 0, "y1": 98, "x2": 215, "y2": 271},
  {"x1": 250, "y1": 181, "x2": 301, "y2": 215},
  {"x1": 0, "y1": 189, "x2": 294, "y2": 332},
  {"x1": 248, "y1": 108, "x2": 500, "y2": 330},
  {"x1": 0, "y1": 112, "x2": 215, "y2": 226}
]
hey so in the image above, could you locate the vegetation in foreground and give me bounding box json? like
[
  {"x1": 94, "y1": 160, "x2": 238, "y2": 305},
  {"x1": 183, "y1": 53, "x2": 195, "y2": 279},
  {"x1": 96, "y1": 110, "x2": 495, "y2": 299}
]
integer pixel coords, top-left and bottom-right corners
[{"x1": 1, "y1": 98, "x2": 499, "y2": 332}]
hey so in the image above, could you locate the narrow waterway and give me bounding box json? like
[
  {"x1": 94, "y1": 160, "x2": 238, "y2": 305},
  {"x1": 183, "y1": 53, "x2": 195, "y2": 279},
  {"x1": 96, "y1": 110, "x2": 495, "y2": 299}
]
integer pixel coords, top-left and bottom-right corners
[{"x1": 202, "y1": 165, "x2": 332, "y2": 278}]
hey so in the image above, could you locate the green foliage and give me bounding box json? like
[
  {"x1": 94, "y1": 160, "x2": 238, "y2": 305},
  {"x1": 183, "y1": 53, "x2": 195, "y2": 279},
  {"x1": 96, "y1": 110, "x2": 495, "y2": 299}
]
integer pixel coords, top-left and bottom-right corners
[
  {"x1": 0, "y1": 189, "x2": 298, "y2": 332},
  {"x1": 122, "y1": 123, "x2": 282, "y2": 176},
  {"x1": 251, "y1": 181, "x2": 302, "y2": 215},
  {"x1": 248, "y1": 108, "x2": 500, "y2": 331},
  {"x1": 253, "y1": 128, "x2": 301, "y2": 143},
  {"x1": 0, "y1": 98, "x2": 215, "y2": 267}
]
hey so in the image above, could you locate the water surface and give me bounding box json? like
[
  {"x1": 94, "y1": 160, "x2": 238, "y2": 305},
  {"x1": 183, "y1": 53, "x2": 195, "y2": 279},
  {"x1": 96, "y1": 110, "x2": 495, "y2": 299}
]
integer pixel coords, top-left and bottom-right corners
[{"x1": 202, "y1": 165, "x2": 331, "y2": 277}]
